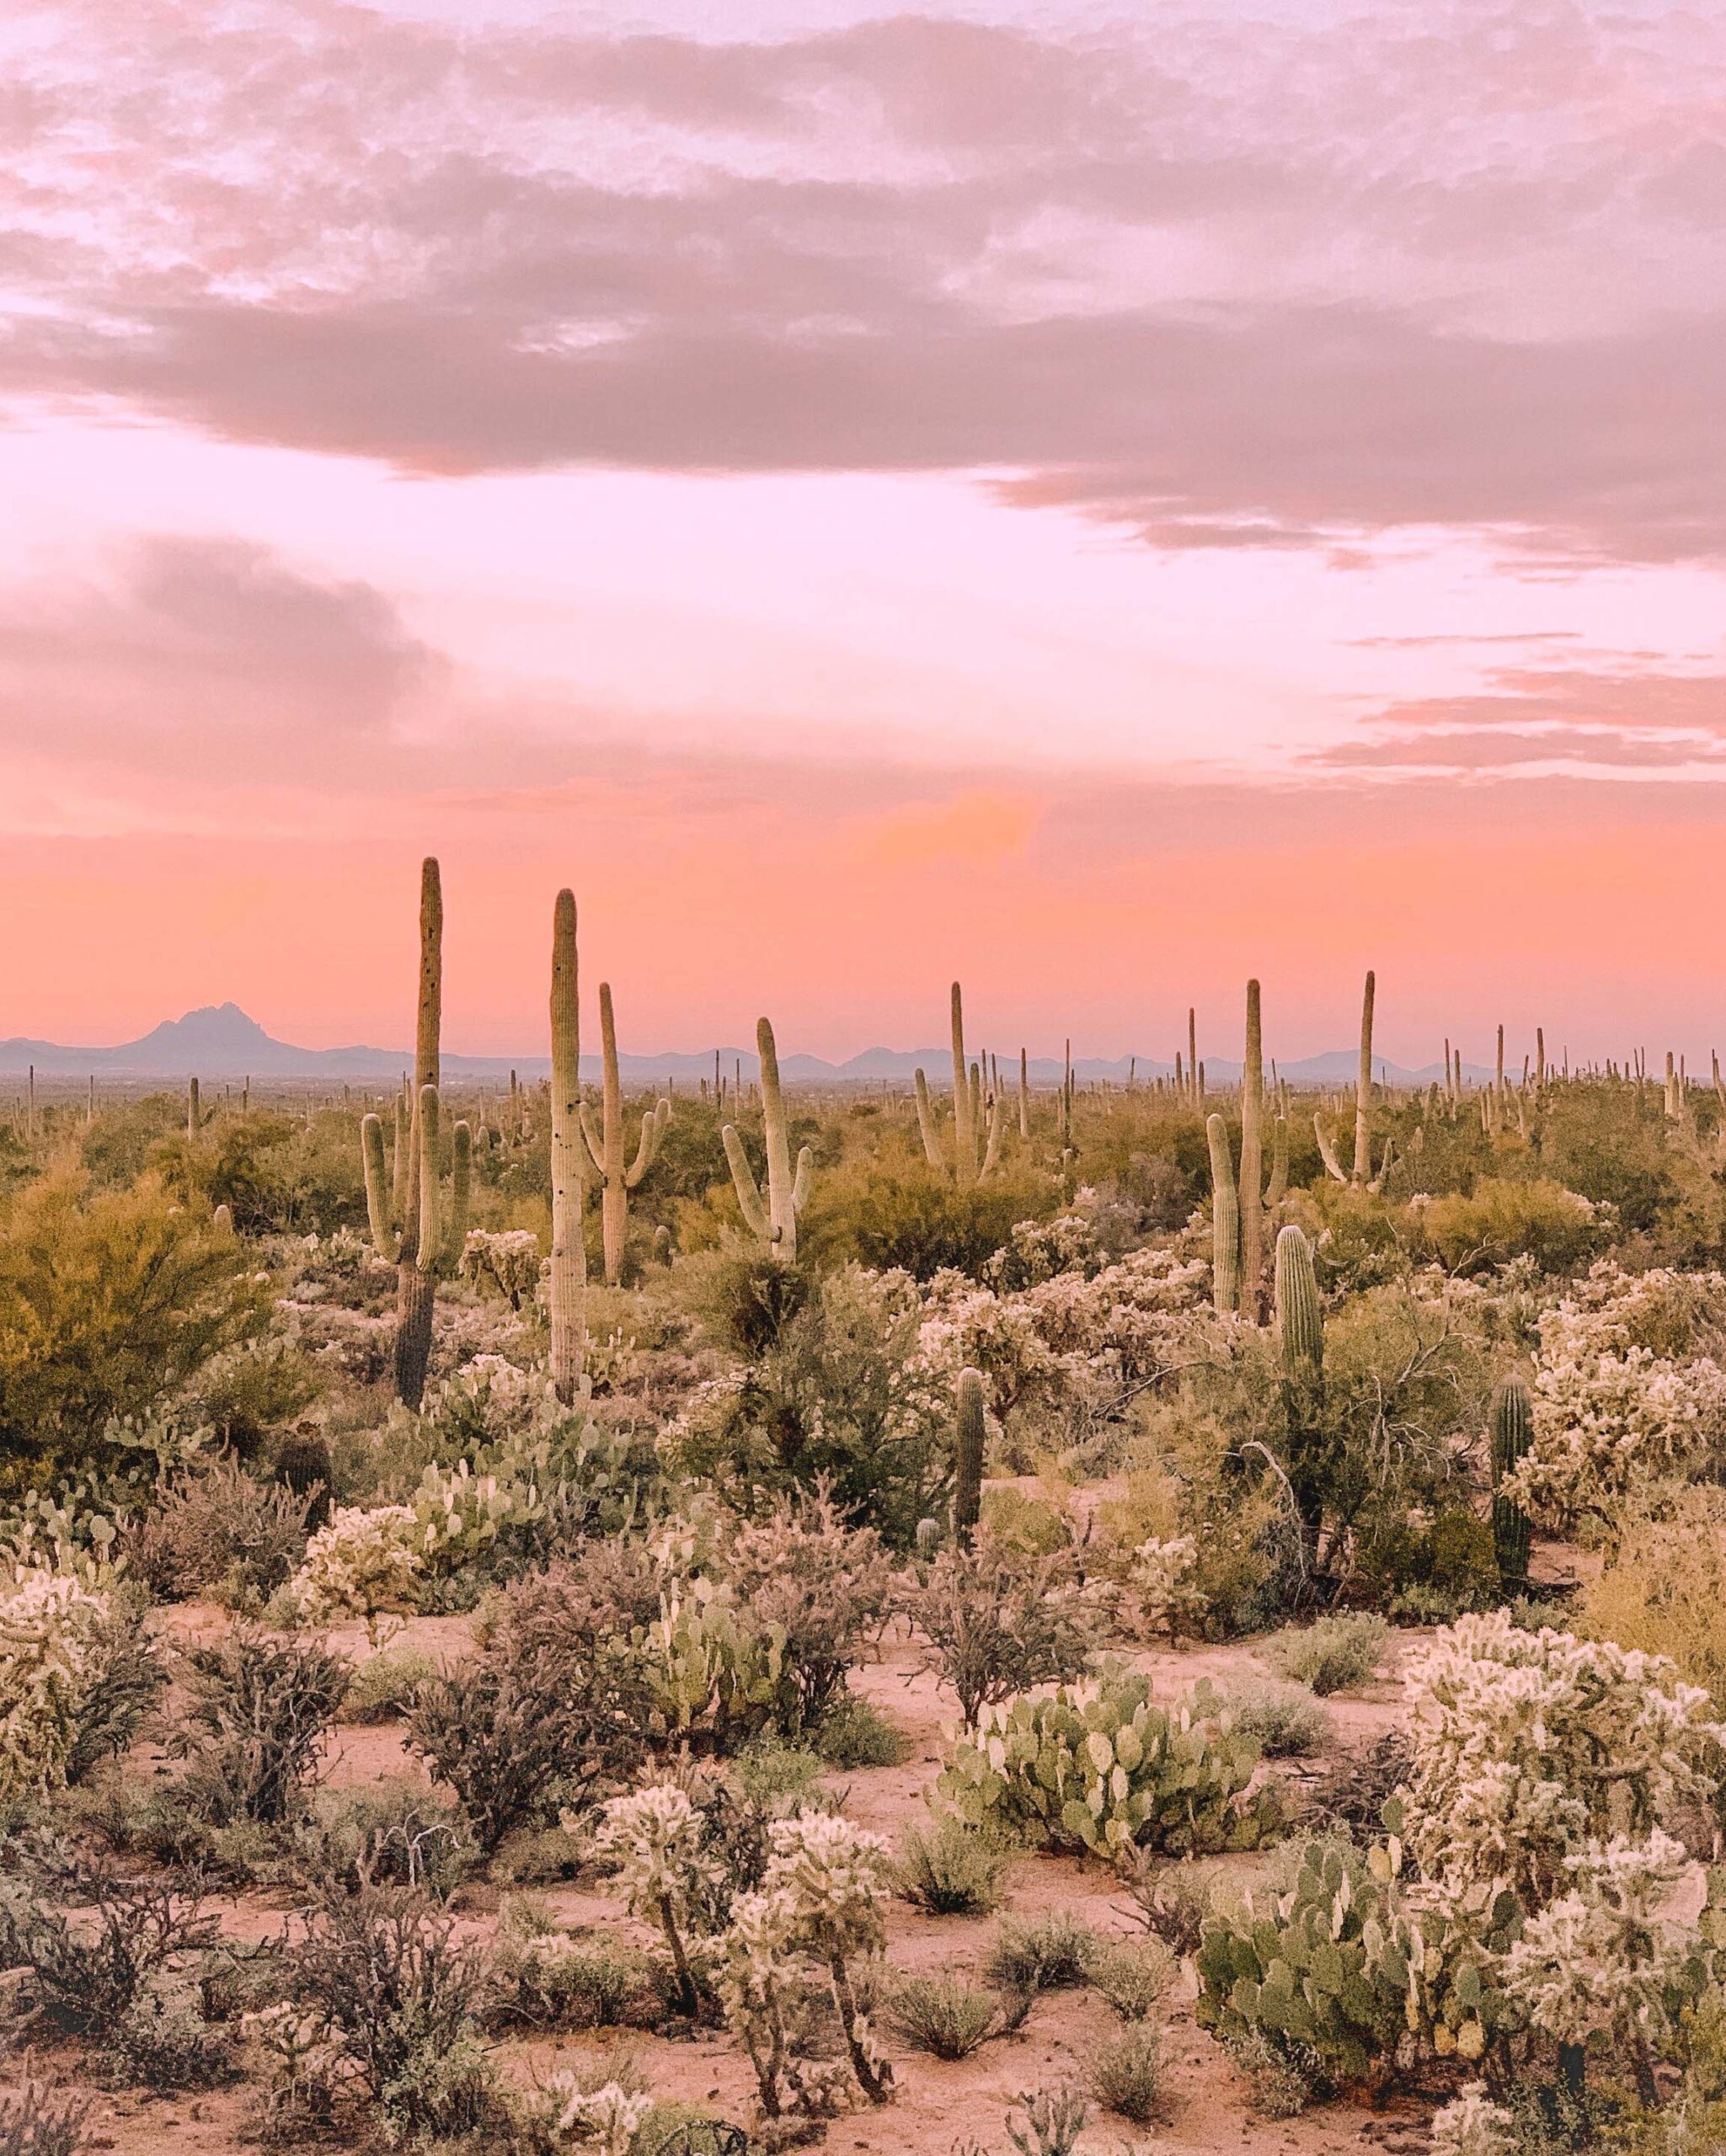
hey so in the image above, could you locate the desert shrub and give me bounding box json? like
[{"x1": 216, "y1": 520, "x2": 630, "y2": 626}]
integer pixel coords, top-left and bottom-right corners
[
  {"x1": 104, "y1": 1974, "x2": 238, "y2": 2090},
  {"x1": 903, "y1": 1534, "x2": 1096, "y2": 1728},
  {"x1": 0, "y1": 1840, "x2": 219, "y2": 2031},
  {"x1": 1579, "y1": 1486, "x2": 1726, "y2": 1704},
  {"x1": 489, "y1": 1899, "x2": 654, "y2": 2031},
  {"x1": 1002, "y1": 2085, "x2": 1090, "y2": 2155},
  {"x1": 1212, "y1": 1678, "x2": 1330, "y2": 1758},
  {"x1": 1360, "y1": 1508, "x2": 1502, "y2": 1621},
  {"x1": 1084, "y1": 1935, "x2": 1176, "y2": 2020},
  {"x1": 340, "y1": 1646, "x2": 442, "y2": 1723},
  {"x1": 986, "y1": 1912, "x2": 1097, "y2": 1994},
  {"x1": 0, "y1": 1567, "x2": 158, "y2": 1806},
  {"x1": 1114, "y1": 1850, "x2": 1209, "y2": 1956},
  {"x1": 0, "y1": 2079, "x2": 91, "y2": 2156},
  {"x1": 0, "y1": 1171, "x2": 269, "y2": 1489},
  {"x1": 1196, "y1": 1838, "x2": 1425, "y2": 2088},
  {"x1": 1088, "y1": 2023, "x2": 1162, "y2": 2122},
  {"x1": 667, "y1": 1264, "x2": 951, "y2": 1547},
  {"x1": 1221, "y1": 2025, "x2": 1318, "y2": 2117},
  {"x1": 812, "y1": 1691, "x2": 908, "y2": 1768},
  {"x1": 941, "y1": 1668, "x2": 1280, "y2": 1860},
  {"x1": 895, "y1": 1817, "x2": 1007, "y2": 1915},
  {"x1": 1407, "y1": 1178, "x2": 1604, "y2": 1275},
  {"x1": 181, "y1": 1337, "x2": 322, "y2": 1459},
  {"x1": 274, "y1": 1881, "x2": 498, "y2": 2143},
  {"x1": 803, "y1": 1162, "x2": 1055, "y2": 1281},
  {"x1": 889, "y1": 1972, "x2": 1026, "y2": 2059},
  {"x1": 283, "y1": 1502, "x2": 424, "y2": 1623},
  {"x1": 724, "y1": 1485, "x2": 893, "y2": 1737},
  {"x1": 125, "y1": 1455, "x2": 315, "y2": 1605},
  {"x1": 297, "y1": 1780, "x2": 472, "y2": 1898},
  {"x1": 1264, "y1": 1612, "x2": 1387, "y2": 1695},
  {"x1": 168, "y1": 1627, "x2": 350, "y2": 1826},
  {"x1": 404, "y1": 1636, "x2": 622, "y2": 1856},
  {"x1": 1307, "y1": 1728, "x2": 1414, "y2": 1843}
]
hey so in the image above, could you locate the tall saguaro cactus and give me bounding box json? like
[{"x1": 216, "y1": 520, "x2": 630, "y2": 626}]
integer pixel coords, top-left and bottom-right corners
[
  {"x1": 1490, "y1": 1375, "x2": 1535, "y2": 1586},
  {"x1": 1274, "y1": 1223, "x2": 1327, "y2": 1555},
  {"x1": 580, "y1": 982, "x2": 671, "y2": 1285},
  {"x1": 1352, "y1": 969, "x2": 1376, "y2": 1182},
  {"x1": 953, "y1": 1366, "x2": 986, "y2": 1549},
  {"x1": 548, "y1": 888, "x2": 586, "y2": 1402},
  {"x1": 356, "y1": 858, "x2": 470, "y2": 1408},
  {"x1": 912, "y1": 982, "x2": 1004, "y2": 1182},
  {"x1": 724, "y1": 1017, "x2": 813, "y2": 1262},
  {"x1": 1206, "y1": 1113, "x2": 1240, "y2": 1315},
  {"x1": 1238, "y1": 979, "x2": 1264, "y2": 1319}
]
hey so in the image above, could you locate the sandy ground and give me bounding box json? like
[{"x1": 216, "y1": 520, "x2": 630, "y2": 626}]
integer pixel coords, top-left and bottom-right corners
[{"x1": 19, "y1": 1610, "x2": 1451, "y2": 2156}]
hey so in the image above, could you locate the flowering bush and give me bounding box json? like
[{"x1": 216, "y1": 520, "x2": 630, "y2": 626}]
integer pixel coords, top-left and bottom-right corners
[{"x1": 0, "y1": 1566, "x2": 112, "y2": 1803}]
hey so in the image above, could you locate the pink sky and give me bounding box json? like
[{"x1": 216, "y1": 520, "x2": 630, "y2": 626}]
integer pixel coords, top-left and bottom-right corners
[{"x1": 2, "y1": 0, "x2": 1724, "y2": 1064}]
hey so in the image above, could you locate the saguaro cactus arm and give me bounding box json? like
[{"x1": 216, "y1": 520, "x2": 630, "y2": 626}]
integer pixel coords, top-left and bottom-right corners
[
  {"x1": 912, "y1": 1070, "x2": 944, "y2": 1168},
  {"x1": 1313, "y1": 1113, "x2": 1349, "y2": 1184},
  {"x1": 1352, "y1": 969, "x2": 1376, "y2": 1182},
  {"x1": 722, "y1": 1123, "x2": 773, "y2": 1244},
  {"x1": 578, "y1": 1099, "x2": 607, "y2": 1177},
  {"x1": 360, "y1": 1113, "x2": 401, "y2": 1261},
  {"x1": 625, "y1": 1098, "x2": 671, "y2": 1189},
  {"x1": 949, "y1": 981, "x2": 975, "y2": 1186},
  {"x1": 792, "y1": 1144, "x2": 814, "y2": 1214}
]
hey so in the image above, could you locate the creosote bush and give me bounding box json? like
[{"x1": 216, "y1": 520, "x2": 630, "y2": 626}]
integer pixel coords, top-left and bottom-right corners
[{"x1": 1264, "y1": 1612, "x2": 1388, "y2": 1695}]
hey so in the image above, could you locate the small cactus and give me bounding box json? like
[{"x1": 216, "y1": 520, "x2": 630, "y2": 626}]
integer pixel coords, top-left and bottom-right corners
[
  {"x1": 1205, "y1": 1113, "x2": 1239, "y2": 1315},
  {"x1": 1490, "y1": 1375, "x2": 1534, "y2": 1586},
  {"x1": 953, "y1": 1366, "x2": 986, "y2": 1548}
]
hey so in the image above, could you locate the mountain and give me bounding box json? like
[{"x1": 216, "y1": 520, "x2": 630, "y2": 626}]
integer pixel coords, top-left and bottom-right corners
[{"x1": 0, "y1": 1004, "x2": 1495, "y2": 1087}]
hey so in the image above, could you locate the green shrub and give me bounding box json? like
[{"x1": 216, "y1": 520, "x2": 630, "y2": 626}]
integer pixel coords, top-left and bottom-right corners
[
  {"x1": 939, "y1": 1668, "x2": 1279, "y2": 1861},
  {"x1": 1083, "y1": 1936, "x2": 1176, "y2": 2020},
  {"x1": 986, "y1": 1912, "x2": 1097, "y2": 1993},
  {"x1": 802, "y1": 1163, "x2": 1055, "y2": 1281},
  {"x1": 1211, "y1": 1678, "x2": 1330, "y2": 1758},
  {"x1": 340, "y1": 1648, "x2": 443, "y2": 1724},
  {"x1": 1264, "y1": 1613, "x2": 1387, "y2": 1696},
  {"x1": 889, "y1": 1973, "x2": 1027, "y2": 2059},
  {"x1": 1088, "y1": 2024, "x2": 1162, "y2": 2123},
  {"x1": 813, "y1": 1692, "x2": 908, "y2": 1768},
  {"x1": 895, "y1": 1817, "x2": 1008, "y2": 1916},
  {"x1": 1221, "y1": 2026, "x2": 1317, "y2": 2117},
  {"x1": 488, "y1": 1900, "x2": 655, "y2": 2031}
]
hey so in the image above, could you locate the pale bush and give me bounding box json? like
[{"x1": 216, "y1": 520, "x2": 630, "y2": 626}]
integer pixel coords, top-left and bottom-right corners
[
  {"x1": 0, "y1": 1568, "x2": 112, "y2": 1804},
  {"x1": 285, "y1": 1503, "x2": 423, "y2": 1623},
  {"x1": 590, "y1": 1782, "x2": 722, "y2": 2017},
  {"x1": 1429, "y1": 2083, "x2": 1515, "y2": 2155}
]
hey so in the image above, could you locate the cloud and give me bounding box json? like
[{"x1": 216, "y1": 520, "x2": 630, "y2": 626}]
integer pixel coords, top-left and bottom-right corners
[
  {"x1": 0, "y1": 534, "x2": 444, "y2": 774},
  {"x1": 3, "y1": 1, "x2": 1725, "y2": 565}
]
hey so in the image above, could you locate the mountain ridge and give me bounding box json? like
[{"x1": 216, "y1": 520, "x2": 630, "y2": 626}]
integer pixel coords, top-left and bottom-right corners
[{"x1": 0, "y1": 1002, "x2": 1496, "y2": 1088}]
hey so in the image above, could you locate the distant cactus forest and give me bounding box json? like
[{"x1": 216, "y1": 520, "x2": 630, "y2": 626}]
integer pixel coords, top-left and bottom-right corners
[{"x1": 2, "y1": 857, "x2": 1724, "y2": 2156}]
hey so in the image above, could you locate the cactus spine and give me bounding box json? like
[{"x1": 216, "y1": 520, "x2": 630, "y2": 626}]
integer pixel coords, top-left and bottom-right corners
[
  {"x1": 354, "y1": 859, "x2": 469, "y2": 1409},
  {"x1": 1238, "y1": 979, "x2": 1264, "y2": 1319},
  {"x1": 1490, "y1": 1375, "x2": 1534, "y2": 1586},
  {"x1": 1206, "y1": 1112, "x2": 1240, "y2": 1315},
  {"x1": 1352, "y1": 969, "x2": 1375, "y2": 1182},
  {"x1": 723, "y1": 1017, "x2": 812, "y2": 1262},
  {"x1": 548, "y1": 887, "x2": 586, "y2": 1402},
  {"x1": 953, "y1": 1365, "x2": 986, "y2": 1549},
  {"x1": 580, "y1": 981, "x2": 671, "y2": 1284}
]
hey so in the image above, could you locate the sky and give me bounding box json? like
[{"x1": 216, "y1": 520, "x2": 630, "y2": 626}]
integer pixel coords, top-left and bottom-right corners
[{"x1": 2, "y1": 0, "x2": 1724, "y2": 1065}]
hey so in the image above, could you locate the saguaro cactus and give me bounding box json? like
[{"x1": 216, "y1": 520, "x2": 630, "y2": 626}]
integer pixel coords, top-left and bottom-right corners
[
  {"x1": 1490, "y1": 1375, "x2": 1534, "y2": 1586},
  {"x1": 953, "y1": 1366, "x2": 986, "y2": 1549},
  {"x1": 1206, "y1": 1113, "x2": 1240, "y2": 1315},
  {"x1": 355, "y1": 858, "x2": 471, "y2": 1409},
  {"x1": 1238, "y1": 980, "x2": 1264, "y2": 1319},
  {"x1": 580, "y1": 982, "x2": 671, "y2": 1285},
  {"x1": 548, "y1": 888, "x2": 585, "y2": 1403},
  {"x1": 1352, "y1": 969, "x2": 1375, "y2": 1182},
  {"x1": 187, "y1": 1075, "x2": 200, "y2": 1141},
  {"x1": 912, "y1": 982, "x2": 1004, "y2": 1182},
  {"x1": 724, "y1": 1017, "x2": 812, "y2": 1262},
  {"x1": 1274, "y1": 1223, "x2": 1327, "y2": 1553}
]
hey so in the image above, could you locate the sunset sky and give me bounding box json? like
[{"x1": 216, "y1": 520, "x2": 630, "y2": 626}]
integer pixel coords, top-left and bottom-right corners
[{"x1": 3, "y1": 0, "x2": 1724, "y2": 1066}]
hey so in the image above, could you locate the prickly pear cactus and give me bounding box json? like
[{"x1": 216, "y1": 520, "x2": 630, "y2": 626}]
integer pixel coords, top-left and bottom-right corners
[{"x1": 938, "y1": 1667, "x2": 1279, "y2": 1861}]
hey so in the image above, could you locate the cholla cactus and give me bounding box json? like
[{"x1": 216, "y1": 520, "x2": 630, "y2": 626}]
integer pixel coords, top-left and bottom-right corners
[
  {"x1": 591, "y1": 1781, "x2": 724, "y2": 2016},
  {"x1": 1429, "y1": 2084, "x2": 1515, "y2": 2156},
  {"x1": 458, "y1": 1228, "x2": 542, "y2": 1309},
  {"x1": 1499, "y1": 1829, "x2": 1699, "y2": 2091},
  {"x1": 285, "y1": 1503, "x2": 424, "y2": 1625},
  {"x1": 714, "y1": 1886, "x2": 804, "y2": 2121},
  {"x1": 580, "y1": 981, "x2": 671, "y2": 1286},
  {"x1": 1393, "y1": 1612, "x2": 1724, "y2": 1911},
  {"x1": 538, "y1": 2078, "x2": 654, "y2": 2154},
  {"x1": 0, "y1": 1567, "x2": 110, "y2": 1803},
  {"x1": 762, "y1": 1812, "x2": 895, "y2": 2100},
  {"x1": 1121, "y1": 1534, "x2": 1206, "y2": 1639}
]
